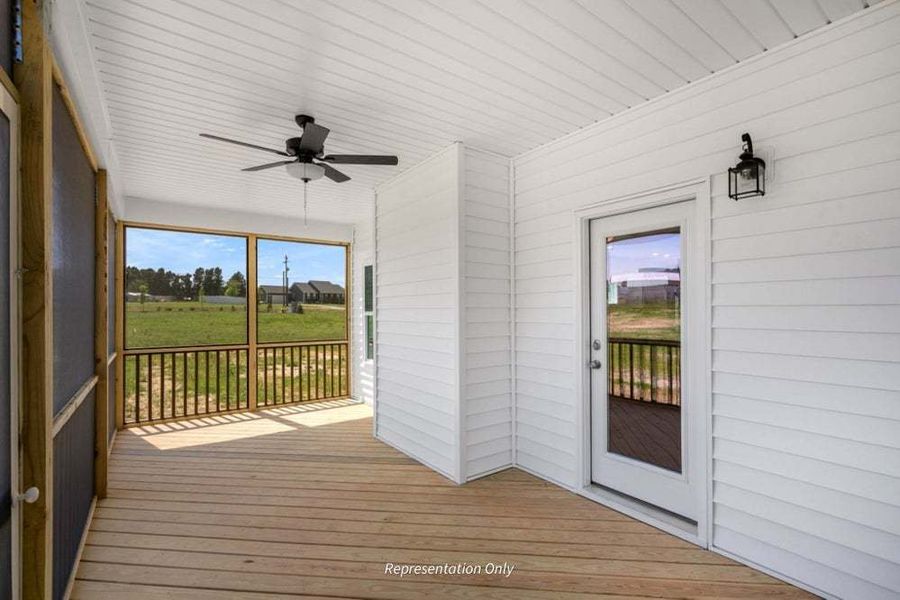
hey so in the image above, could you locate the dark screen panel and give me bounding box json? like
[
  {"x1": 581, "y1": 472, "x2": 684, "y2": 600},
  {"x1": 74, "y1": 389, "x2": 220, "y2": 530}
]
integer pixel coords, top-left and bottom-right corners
[
  {"x1": 50, "y1": 83, "x2": 97, "y2": 599},
  {"x1": 52, "y1": 397, "x2": 95, "y2": 600},
  {"x1": 0, "y1": 103, "x2": 11, "y2": 599},
  {"x1": 51, "y1": 84, "x2": 95, "y2": 414},
  {"x1": 0, "y1": 0, "x2": 12, "y2": 76},
  {"x1": 108, "y1": 361, "x2": 115, "y2": 442},
  {"x1": 107, "y1": 213, "x2": 115, "y2": 354}
]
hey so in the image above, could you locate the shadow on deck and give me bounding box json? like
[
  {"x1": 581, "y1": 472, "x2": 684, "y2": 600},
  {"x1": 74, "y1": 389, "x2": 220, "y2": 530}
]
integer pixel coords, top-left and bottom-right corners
[{"x1": 72, "y1": 400, "x2": 813, "y2": 599}]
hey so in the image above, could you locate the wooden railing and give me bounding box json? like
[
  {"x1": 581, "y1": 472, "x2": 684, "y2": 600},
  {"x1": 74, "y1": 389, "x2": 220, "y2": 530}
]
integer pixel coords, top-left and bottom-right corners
[
  {"x1": 122, "y1": 340, "x2": 349, "y2": 425},
  {"x1": 123, "y1": 347, "x2": 249, "y2": 425},
  {"x1": 608, "y1": 337, "x2": 681, "y2": 406},
  {"x1": 258, "y1": 342, "x2": 349, "y2": 406}
]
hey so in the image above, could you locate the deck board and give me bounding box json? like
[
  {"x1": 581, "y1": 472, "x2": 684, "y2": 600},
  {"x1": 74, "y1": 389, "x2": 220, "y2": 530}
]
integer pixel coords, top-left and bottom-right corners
[{"x1": 72, "y1": 400, "x2": 814, "y2": 599}]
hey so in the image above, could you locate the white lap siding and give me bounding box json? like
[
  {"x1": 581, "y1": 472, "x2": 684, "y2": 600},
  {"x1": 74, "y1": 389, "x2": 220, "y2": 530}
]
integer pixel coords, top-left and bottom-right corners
[
  {"x1": 463, "y1": 148, "x2": 512, "y2": 479},
  {"x1": 375, "y1": 145, "x2": 461, "y2": 480},
  {"x1": 511, "y1": 5, "x2": 900, "y2": 599}
]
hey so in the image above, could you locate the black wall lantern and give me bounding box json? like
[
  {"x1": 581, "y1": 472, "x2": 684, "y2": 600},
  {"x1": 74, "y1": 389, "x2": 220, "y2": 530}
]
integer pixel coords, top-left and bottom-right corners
[{"x1": 728, "y1": 133, "x2": 766, "y2": 200}]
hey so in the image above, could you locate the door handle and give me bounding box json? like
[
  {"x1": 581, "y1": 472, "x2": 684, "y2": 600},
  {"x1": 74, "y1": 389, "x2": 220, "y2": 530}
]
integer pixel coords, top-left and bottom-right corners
[
  {"x1": 589, "y1": 360, "x2": 602, "y2": 370},
  {"x1": 17, "y1": 487, "x2": 39, "y2": 504}
]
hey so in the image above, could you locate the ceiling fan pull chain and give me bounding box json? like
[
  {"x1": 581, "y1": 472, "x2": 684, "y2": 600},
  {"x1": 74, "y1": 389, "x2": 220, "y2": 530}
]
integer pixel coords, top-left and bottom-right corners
[{"x1": 303, "y1": 181, "x2": 309, "y2": 226}]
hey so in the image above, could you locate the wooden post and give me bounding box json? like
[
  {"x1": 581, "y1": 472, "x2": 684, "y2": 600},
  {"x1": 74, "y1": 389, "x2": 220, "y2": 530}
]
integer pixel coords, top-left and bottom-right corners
[
  {"x1": 115, "y1": 221, "x2": 124, "y2": 429},
  {"x1": 14, "y1": 0, "x2": 54, "y2": 596},
  {"x1": 94, "y1": 170, "x2": 109, "y2": 497},
  {"x1": 247, "y1": 234, "x2": 257, "y2": 410}
]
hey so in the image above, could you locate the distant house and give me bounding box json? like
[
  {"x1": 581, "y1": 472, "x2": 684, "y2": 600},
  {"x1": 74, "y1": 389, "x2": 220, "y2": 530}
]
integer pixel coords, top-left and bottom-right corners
[
  {"x1": 258, "y1": 284, "x2": 290, "y2": 305},
  {"x1": 309, "y1": 280, "x2": 345, "y2": 304},
  {"x1": 290, "y1": 282, "x2": 319, "y2": 303}
]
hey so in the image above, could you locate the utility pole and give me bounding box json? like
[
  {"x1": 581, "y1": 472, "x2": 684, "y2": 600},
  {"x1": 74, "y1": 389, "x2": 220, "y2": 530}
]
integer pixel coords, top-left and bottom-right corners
[{"x1": 282, "y1": 254, "x2": 290, "y2": 308}]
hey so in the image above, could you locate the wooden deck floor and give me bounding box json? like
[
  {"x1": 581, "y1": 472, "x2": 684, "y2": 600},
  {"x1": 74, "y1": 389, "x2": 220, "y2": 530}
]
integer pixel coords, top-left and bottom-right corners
[{"x1": 72, "y1": 400, "x2": 813, "y2": 599}]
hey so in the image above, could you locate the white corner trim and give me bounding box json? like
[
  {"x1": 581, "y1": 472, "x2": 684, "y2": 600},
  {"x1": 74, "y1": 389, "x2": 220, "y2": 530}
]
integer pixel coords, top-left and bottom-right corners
[
  {"x1": 508, "y1": 156, "x2": 517, "y2": 467},
  {"x1": 455, "y1": 141, "x2": 467, "y2": 485}
]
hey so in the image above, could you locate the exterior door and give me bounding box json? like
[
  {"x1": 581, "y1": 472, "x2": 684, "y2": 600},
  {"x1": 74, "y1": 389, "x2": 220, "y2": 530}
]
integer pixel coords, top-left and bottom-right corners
[
  {"x1": 0, "y1": 80, "x2": 19, "y2": 598},
  {"x1": 589, "y1": 201, "x2": 699, "y2": 520}
]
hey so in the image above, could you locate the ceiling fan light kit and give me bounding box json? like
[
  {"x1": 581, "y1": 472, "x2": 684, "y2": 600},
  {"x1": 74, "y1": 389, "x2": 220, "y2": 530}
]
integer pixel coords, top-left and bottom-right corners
[{"x1": 286, "y1": 162, "x2": 325, "y2": 182}]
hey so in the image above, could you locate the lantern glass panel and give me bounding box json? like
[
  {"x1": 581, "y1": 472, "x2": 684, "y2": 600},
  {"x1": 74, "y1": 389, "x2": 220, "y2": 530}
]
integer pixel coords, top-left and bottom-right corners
[{"x1": 728, "y1": 160, "x2": 765, "y2": 199}]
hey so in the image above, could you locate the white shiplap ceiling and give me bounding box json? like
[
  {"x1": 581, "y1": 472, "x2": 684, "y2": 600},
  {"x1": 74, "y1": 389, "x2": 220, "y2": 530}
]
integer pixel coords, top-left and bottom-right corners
[{"x1": 69, "y1": 0, "x2": 876, "y2": 225}]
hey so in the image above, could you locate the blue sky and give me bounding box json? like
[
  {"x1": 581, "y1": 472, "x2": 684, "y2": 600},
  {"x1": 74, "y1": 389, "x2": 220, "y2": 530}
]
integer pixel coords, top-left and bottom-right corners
[
  {"x1": 126, "y1": 228, "x2": 345, "y2": 285},
  {"x1": 257, "y1": 239, "x2": 345, "y2": 286},
  {"x1": 606, "y1": 231, "x2": 681, "y2": 277}
]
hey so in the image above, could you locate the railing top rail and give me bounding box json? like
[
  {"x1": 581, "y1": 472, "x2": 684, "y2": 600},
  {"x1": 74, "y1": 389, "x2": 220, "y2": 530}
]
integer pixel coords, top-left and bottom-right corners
[
  {"x1": 124, "y1": 343, "x2": 250, "y2": 355},
  {"x1": 124, "y1": 339, "x2": 350, "y2": 355},
  {"x1": 257, "y1": 339, "x2": 349, "y2": 349},
  {"x1": 608, "y1": 337, "x2": 681, "y2": 347}
]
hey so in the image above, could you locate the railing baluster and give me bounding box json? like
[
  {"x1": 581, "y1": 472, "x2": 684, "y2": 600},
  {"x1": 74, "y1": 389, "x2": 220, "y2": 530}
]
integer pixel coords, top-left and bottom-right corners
[
  {"x1": 193, "y1": 351, "x2": 198, "y2": 415},
  {"x1": 305, "y1": 346, "x2": 310, "y2": 400},
  {"x1": 204, "y1": 351, "x2": 210, "y2": 413},
  {"x1": 169, "y1": 352, "x2": 175, "y2": 418},
  {"x1": 617, "y1": 343, "x2": 623, "y2": 397},
  {"x1": 225, "y1": 350, "x2": 231, "y2": 410},
  {"x1": 640, "y1": 345, "x2": 645, "y2": 401},
  {"x1": 181, "y1": 352, "x2": 187, "y2": 417},
  {"x1": 263, "y1": 348, "x2": 268, "y2": 406},
  {"x1": 332, "y1": 344, "x2": 337, "y2": 397},
  {"x1": 147, "y1": 354, "x2": 153, "y2": 422},
  {"x1": 216, "y1": 350, "x2": 221, "y2": 412},
  {"x1": 628, "y1": 343, "x2": 634, "y2": 400},
  {"x1": 668, "y1": 345, "x2": 674, "y2": 404},
  {"x1": 317, "y1": 345, "x2": 322, "y2": 399}
]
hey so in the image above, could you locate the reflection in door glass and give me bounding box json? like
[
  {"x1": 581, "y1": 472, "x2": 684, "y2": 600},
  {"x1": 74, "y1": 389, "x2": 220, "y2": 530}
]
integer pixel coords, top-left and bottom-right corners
[{"x1": 606, "y1": 228, "x2": 682, "y2": 472}]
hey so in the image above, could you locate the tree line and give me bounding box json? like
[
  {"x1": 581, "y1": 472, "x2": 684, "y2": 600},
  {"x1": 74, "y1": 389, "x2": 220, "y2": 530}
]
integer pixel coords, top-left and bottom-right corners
[{"x1": 125, "y1": 266, "x2": 247, "y2": 300}]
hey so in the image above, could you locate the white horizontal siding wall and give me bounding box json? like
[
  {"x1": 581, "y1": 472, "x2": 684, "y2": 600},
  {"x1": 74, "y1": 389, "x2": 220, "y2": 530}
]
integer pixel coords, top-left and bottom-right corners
[
  {"x1": 463, "y1": 148, "x2": 512, "y2": 479},
  {"x1": 374, "y1": 144, "x2": 461, "y2": 481},
  {"x1": 352, "y1": 212, "x2": 375, "y2": 405},
  {"x1": 512, "y1": 4, "x2": 900, "y2": 599}
]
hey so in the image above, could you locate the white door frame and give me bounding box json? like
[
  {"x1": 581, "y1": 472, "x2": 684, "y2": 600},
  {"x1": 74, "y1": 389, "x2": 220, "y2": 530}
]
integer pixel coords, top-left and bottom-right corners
[
  {"x1": 573, "y1": 178, "x2": 712, "y2": 547},
  {"x1": 2, "y1": 80, "x2": 21, "y2": 598}
]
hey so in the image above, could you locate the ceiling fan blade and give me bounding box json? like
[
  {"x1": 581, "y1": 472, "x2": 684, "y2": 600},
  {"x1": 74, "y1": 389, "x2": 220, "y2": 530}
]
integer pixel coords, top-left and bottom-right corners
[
  {"x1": 298, "y1": 122, "x2": 330, "y2": 154},
  {"x1": 200, "y1": 133, "x2": 290, "y2": 156},
  {"x1": 322, "y1": 154, "x2": 399, "y2": 165},
  {"x1": 242, "y1": 160, "x2": 295, "y2": 172},
  {"x1": 318, "y1": 162, "x2": 351, "y2": 183}
]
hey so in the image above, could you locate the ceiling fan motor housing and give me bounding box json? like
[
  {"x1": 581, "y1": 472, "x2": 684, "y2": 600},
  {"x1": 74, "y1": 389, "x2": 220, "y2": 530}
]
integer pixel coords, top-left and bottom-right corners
[{"x1": 285, "y1": 137, "x2": 307, "y2": 157}]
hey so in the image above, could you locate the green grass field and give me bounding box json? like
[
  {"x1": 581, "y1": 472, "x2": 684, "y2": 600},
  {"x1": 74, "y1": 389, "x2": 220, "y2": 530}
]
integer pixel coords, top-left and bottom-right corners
[
  {"x1": 125, "y1": 301, "x2": 346, "y2": 348},
  {"x1": 608, "y1": 302, "x2": 680, "y2": 341}
]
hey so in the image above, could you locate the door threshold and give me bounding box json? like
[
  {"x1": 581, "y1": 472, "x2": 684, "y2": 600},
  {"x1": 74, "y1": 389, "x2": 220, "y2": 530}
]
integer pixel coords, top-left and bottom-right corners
[{"x1": 578, "y1": 483, "x2": 702, "y2": 547}]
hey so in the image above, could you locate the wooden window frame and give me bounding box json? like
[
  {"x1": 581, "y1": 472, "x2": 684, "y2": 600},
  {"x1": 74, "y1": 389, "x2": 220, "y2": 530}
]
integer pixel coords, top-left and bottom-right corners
[{"x1": 116, "y1": 221, "x2": 352, "y2": 424}]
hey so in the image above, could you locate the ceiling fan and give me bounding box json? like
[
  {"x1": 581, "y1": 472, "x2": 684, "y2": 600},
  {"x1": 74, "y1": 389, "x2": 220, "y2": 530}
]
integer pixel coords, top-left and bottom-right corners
[{"x1": 199, "y1": 114, "x2": 398, "y2": 184}]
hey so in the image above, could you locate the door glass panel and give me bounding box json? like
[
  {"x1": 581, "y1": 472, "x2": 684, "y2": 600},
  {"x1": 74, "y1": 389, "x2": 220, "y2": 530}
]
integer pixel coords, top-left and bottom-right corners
[{"x1": 606, "y1": 228, "x2": 682, "y2": 472}]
